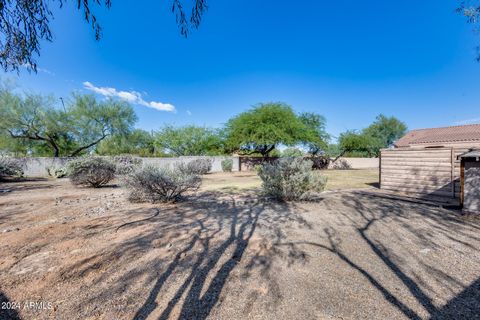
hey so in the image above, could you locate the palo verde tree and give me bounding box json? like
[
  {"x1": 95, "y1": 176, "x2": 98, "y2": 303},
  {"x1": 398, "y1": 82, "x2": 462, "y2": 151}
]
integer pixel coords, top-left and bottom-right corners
[
  {"x1": 337, "y1": 131, "x2": 381, "y2": 158},
  {"x1": 336, "y1": 114, "x2": 406, "y2": 158},
  {"x1": 224, "y1": 102, "x2": 307, "y2": 157},
  {"x1": 298, "y1": 112, "x2": 330, "y2": 155},
  {"x1": 0, "y1": 89, "x2": 136, "y2": 157},
  {"x1": 69, "y1": 94, "x2": 137, "y2": 156},
  {"x1": 363, "y1": 114, "x2": 407, "y2": 149},
  {"x1": 154, "y1": 125, "x2": 224, "y2": 156},
  {"x1": 0, "y1": 0, "x2": 207, "y2": 72},
  {"x1": 96, "y1": 129, "x2": 157, "y2": 157}
]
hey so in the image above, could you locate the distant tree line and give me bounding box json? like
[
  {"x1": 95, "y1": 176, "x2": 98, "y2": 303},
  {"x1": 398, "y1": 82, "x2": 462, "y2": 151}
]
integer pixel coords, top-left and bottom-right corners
[{"x1": 0, "y1": 87, "x2": 406, "y2": 159}]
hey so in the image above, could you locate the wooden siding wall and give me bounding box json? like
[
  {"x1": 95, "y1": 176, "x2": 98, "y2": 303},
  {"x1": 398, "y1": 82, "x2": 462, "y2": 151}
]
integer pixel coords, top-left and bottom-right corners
[{"x1": 380, "y1": 147, "x2": 470, "y2": 203}]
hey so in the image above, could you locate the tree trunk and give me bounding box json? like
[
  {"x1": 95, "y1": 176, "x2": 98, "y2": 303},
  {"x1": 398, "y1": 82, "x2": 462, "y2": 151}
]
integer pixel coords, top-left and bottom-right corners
[
  {"x1": 260, "y1": 145, "x2": 275, "y2": 159},
  {"x1": 331, "y1": 150, "x2": 346, "y2": 163},
  {"x1": 69, "y1": 135, "x2": 108, "y2": 157}
]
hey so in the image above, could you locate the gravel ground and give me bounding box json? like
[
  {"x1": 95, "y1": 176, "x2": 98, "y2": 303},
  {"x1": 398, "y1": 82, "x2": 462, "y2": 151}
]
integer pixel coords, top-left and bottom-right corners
[{"x1": 0, "y1": 178, "x2": 479, "y2": 320}]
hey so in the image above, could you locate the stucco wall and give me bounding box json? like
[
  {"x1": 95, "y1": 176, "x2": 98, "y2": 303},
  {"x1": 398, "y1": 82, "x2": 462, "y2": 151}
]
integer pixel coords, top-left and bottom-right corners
[
  {"x1": 16, "y1": 156, "x2": 377, "y2": 177},
  {"x1": 328, "y1": 157, "x2": 379, "y2": 169},
  {"x1": 17, "y1": 156, "x2": 240, "y2": 177}
]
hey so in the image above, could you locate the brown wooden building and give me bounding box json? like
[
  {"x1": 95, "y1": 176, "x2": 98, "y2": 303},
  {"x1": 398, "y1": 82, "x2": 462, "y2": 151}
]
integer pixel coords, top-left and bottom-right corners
[{"x1": 380, "y1": 124, "x2": 480, "y2": 204}]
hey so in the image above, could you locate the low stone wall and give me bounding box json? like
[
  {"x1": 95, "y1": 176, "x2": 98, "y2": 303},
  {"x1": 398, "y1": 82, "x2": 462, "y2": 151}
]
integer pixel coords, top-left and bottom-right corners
[{"x1": 17, "y1": 156, "x2": 240, "y2": 177}]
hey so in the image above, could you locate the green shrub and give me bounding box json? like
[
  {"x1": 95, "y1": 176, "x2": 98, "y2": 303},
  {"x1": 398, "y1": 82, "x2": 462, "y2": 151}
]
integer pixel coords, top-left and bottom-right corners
[
  {"x1": 46, "y1": 166, "x2": 68, "y2": 178},
  {"x1": 0, "y1": 155, "x2": 24, "y2": 180},
  {"x1": 281, "y1": 147, "x2": 304, "y2": 157},
  {"x1": 221, "y1": 158, "x2": 233, "y2": 172},
  {"x1": 258, "y1": 157, "x2": 327, "y2": 201},
  {"x1": 68, "y1": 156, "x2": 116, "y2": 188},
  {"x1": 124, "y1": 165, "x2": 201, "y2": 203}
]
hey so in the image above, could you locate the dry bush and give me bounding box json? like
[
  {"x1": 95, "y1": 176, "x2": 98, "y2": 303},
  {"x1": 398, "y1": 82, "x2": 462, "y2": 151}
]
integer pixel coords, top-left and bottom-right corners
[
  {"x1": 221, "y1": 158, "x2": 233, "y2": 172},
  {"x1": 330, "y1": 159, "x2": 352, "y2": 170},
  {"x1": 177, "y1": 158, "x2": 212, "y2": 175},
  {"x1": 258, "y1": 157, "x2": 327, "y2": 201},
  {"x1": 124, "y1": 165, "x2": 201, "y2": 203},
  {"x1": 0, "y1": 155, "x2": 24, "y2": 180},
  {"x1": 68, "y1": 156, "x2": 116, "y2": 188},
  {"x1": 113, "y1": 155, "x2": 143, "y2": 175}
]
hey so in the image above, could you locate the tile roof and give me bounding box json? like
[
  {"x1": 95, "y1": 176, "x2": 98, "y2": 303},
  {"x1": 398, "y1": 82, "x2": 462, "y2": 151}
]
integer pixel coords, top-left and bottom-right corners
[{"x1": 395, "y1": 124, "x2": 480, "y2": 147}]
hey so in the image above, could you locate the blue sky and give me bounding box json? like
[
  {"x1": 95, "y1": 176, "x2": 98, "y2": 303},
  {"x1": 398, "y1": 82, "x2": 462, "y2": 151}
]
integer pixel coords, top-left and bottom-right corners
[{"x1": 3, "y1": 0, "x2": 480, "y2": 139}]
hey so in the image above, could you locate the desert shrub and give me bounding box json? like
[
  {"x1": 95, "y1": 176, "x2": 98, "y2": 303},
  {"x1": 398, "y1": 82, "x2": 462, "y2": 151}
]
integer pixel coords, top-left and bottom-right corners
[
  {"x1": 221, "y1": 158, "x2": 233, "y2": 172},
  {"x1": 68, "y1": 156, "x2": 116, "y2": 188},
  {"x1": 258, "y1": 157, "x2": 327, "y2": 201},
  {"x1": 124, "y1": 165, "x2": 201, "y2": 203},
  {"x1": 330, "y1": 159, "x2": 352, "y2": 170},
  {"x1": 46, "y1": 166, "x2": 68, "y2": 178},
  {"x1": 113, "y1": 155, "x2": 143, "y2": 175},
  {"x1": 0, "y1": 155, "x2": 24, "y2": 180},
  {"x1": 177, "y1": 158, "x2": 212, "y2": 175}
]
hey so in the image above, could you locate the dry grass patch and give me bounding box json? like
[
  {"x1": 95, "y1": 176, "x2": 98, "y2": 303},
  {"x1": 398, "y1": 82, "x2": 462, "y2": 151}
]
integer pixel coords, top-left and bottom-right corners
[
  {"x1": 201, "y1": 169, "x2": 379, "y2": 193},
  {"x1": 321, "y1": 168, "x2": 379, "y2": 190}
]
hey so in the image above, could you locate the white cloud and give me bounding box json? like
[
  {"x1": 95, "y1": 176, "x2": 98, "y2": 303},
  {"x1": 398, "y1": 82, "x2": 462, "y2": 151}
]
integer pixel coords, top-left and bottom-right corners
[
  {"x1": 454, "y1": 117, "x2": 480, "y2": 125},
  {"x1": 83, "y1": 81, "x2": 176, "y2": 112},
  {"x1": 22, "y1": 63, "x2": 55, "y2": 75},
  {"x1": 186, "y1": 110, "x2": 192, "y2": 116}
]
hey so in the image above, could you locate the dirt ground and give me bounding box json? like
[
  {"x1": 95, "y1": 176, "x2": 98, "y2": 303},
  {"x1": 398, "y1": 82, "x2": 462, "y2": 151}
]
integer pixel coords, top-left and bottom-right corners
[{"x1": 0, "y1": 174, "x2": 479, "y2": 320}]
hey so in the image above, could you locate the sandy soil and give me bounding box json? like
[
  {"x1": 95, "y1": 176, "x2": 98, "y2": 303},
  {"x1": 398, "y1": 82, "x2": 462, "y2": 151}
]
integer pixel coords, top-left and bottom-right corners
[{"x1": 0, "y1": 177, "x2": 479, "y2": 320}]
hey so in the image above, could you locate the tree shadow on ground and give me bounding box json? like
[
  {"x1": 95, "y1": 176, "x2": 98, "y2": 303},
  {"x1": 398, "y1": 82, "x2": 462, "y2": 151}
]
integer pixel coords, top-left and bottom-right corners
[
  {"x1": 59, "y1": 192, "x2": 312, "y2": 320},
  {"x1": 429, "y1": 276, "x2": 480, "y2": 319},
  {"x1": 28, "y1": 188, "x2": 480, "y2": 319},
  {"x1": 337, "y1": 191, "x2": 480, "y2": 318},
  {"x1": 273, "y1": 190, "x2": 480, "y2": 320},
  {"x1": 0, "y1": 180, "x2": 54, "y2": 195},
  {"x1": 133, "y1": 193, "x2": 311, "y2": 320}
]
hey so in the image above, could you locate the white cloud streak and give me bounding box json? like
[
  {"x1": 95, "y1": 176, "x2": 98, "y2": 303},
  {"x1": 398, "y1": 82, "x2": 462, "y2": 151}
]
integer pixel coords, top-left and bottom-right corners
[
  {"x1": 454, "y1": 117, "x2": 480, "y2": 125},
  {"x1": 83, "y1": 81, "x2": 176, "y2": 112},
  {"x1": 22, "y1": 63, "x2": 55, "y2": 75}
]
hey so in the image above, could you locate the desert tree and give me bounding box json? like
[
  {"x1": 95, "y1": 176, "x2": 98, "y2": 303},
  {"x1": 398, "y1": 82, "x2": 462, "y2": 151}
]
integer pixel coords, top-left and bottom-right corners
[
  {"x1": 96, "y1": 129, "x2": 157, "y2": 156},
  {"x1": 363, "y1": 114, "x2": 407, "y2": 149},
  {"x1": 337, "y1": 131, "x2": 382, "y2": 159},
  {"x1": 298, "y1": 112, "x2": 330, "y2": 155},
  {"x1": 335, "y1": 114, "x2": 406, "y2": 158},
  {"x1": 224, "y1": 102, "x2": 307, "y2": 157},
  {"x1": 154, "y1": 125, "x2": 224, "y2": 156},
  {"x1": 68, "y1": 94, "x2": 137, "y2": 156},
  {"x1": 0, "y1": 89, "x2": 136, "y2": 157}
]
